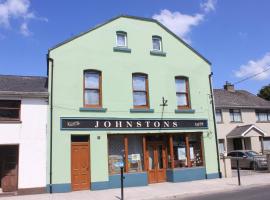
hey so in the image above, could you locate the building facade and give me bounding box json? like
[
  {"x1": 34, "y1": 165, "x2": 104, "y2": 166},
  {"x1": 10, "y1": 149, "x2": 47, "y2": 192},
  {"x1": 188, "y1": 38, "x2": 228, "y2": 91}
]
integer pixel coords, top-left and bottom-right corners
[
  {"x1": 0, "y1": 75, "x2": 48, "y2": 194},
  {"x1": 47, "y1": 15, "x2": 219, "y2": 193},
  {"x1": 215, "y1": 82, "x2": 270, "y2": 154}
]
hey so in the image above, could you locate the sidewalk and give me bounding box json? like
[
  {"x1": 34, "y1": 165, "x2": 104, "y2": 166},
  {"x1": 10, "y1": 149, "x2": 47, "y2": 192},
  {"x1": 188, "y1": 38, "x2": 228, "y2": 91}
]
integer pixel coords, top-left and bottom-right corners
[{"x1": 2, "y1": 173, "x2": 270, "y2": 200}]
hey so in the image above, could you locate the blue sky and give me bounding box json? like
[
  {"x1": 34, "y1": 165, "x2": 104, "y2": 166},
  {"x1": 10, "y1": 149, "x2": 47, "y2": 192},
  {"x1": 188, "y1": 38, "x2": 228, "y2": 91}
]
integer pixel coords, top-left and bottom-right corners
[{"x1": 0, "y1": 0, "x2": 270, "y2": 94}]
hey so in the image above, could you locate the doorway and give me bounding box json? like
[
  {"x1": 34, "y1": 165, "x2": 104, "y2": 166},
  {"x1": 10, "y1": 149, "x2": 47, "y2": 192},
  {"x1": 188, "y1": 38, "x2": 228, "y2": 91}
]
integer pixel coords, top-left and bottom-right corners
[
  {"x1": 0, "y1": 145, "x2": 19, "y2": 193},
  {"x1": 146, "y1": 142, "x2": 167, "y2": 184},
  {"x1": 71, "y1": 136, "x2": 90, "y2": 191}
]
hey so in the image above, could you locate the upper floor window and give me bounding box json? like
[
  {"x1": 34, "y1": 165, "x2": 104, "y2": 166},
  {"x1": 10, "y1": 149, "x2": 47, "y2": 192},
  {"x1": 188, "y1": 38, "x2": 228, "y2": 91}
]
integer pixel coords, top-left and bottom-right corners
[
  {"x1": 175, "y1": 77, "x2": 190, "y2": 109},
  {"x1": 256, "y1": 111, "x2": 270, "y2": 122},
  {"x1": 229, "y1": 109, "x2": 242, "y2": 122},
  {"x1": 116, "y1": 31, "x2": 127, "y2": 47},
  {"x1": 152, "y1": 36, "x2": 162, "y2": 51},
  {"x1": 215, "y1": 109, "x2": 223, "y2": 123},
  {"x1": 84, "y1": 70, "x2": 102, "y2": 107},
  {"x1": 0, "y1": 100, "x2": 21, "y2": 121},
  {"x1": 132, "y1": 73, "x2": 149, "y2": 109}
]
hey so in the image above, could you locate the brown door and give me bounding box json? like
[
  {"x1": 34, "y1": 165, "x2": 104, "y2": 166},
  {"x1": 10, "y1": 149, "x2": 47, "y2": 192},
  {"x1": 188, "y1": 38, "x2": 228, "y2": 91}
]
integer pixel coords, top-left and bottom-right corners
[
  {"x1": 71, "y1": 142, "x2": 90, "y2": 191},
  {"x1": 147, "y1": 142, "x2": 167, "y2": 184},
  {"x1": 1, "y1": 146, "x2": 18, "y2": 192}
]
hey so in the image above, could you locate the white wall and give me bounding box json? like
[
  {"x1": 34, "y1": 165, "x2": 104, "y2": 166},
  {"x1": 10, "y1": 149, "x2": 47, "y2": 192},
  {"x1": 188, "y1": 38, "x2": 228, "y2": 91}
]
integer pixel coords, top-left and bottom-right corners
[{"x1": 0, "y1": 98, "x2": 47, "y2": 189}]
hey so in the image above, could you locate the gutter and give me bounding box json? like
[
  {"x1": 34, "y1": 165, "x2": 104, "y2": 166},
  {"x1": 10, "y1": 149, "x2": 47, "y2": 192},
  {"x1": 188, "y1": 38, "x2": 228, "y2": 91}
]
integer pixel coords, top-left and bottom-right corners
[
  {"x1": 47, "y1": 53, "x2": 54, "y2": 193},
  {"x1": 208, "y1": 72, "x2": 222, "y2": 178},
  {"x1": 0, "y1": 91, "x2": 49, "y2": 98}
]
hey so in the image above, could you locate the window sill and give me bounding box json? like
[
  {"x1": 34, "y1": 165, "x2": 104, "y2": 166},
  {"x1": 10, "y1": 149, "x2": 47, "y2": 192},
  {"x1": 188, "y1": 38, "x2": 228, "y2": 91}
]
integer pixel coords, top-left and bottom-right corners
[
  {"x1": 113, "y1": 47, "x2": 131, "y2": 53},
  {"x1": 0, "y1": 120, "x2": 22, "y2": 124},
  {"x1": 150, "y1": 50, "x2": 166, "y2": 57},
  {"x1": 175, "y1": 109, "x2": 195, "y2": 113},
  {"x1": 256, "y1": 121, "x2": 270, "y2": 123},
  {"x1": 230, "y1": 121, "x2": 243, "y2": 123},
  {"x1": 79, "y1": 107, "x2": 107, "y2": 112},
  {"x1": 130, "y1": 108, "x2": 154, "y2": 113}
]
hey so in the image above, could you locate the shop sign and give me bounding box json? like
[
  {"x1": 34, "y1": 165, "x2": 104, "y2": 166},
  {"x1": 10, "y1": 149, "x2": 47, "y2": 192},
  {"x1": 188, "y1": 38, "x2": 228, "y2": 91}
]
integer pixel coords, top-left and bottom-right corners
[{"x1": 61, "y1": 118, "x2": 208, "y2": 130}]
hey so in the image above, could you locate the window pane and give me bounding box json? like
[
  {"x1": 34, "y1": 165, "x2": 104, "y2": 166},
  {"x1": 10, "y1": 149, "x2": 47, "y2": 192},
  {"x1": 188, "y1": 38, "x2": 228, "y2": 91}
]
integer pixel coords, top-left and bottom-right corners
[
  {"x1": 133, "y1": 76, "x2": 146, "y2": 91},
  {"x1": 133, "y1": 92, "x2": 146, "y2": 106},
  {"x1": 263, "y1": 139, "x2": 270, "y2": 151},
  {"x1": 0, "y1": 109, "x2": 20, "y2": 120},
  {"x1": 177, "y1": 94, "x2": 187, "y2": 106},
  {"x1": 85, "y1": 90, "x2": 99, "y2": 105},
  {"x1": 117, "y1": 33, "x2": 126, "y2": 46},
  {"x1": 85, "y1": 73, "x2": 99, "y2": 89},
  {"x1": 230, "y1": 111, "x2": 234, "y2": 121},
  {"x1": 234, "y1": 112, "x2": 241, "y2": 122},
  {"x1": 258, "y1": 113, "x2": 268, "y2": 121},
  {"x1": 152, "y1": 38, "x2": 161, "y2": 51},
  {"x1": 0, "y1": 100, "x2": 20, "y2": 108},
  {"x1": 128, "y1": 135, "x2": 144, "y2": 172},
  {"x1": 218, "y1": 139, "x2": 225, "y2": 154},
  {"x1": 108, "y1": 135, "x2": 124, "y2": 175},
  {"x1": 173, "y1": 135, "x2": 187, "y2": 168},
  {"x1": 216, "y1": 110, "x2": 222, "y2": 123},
  {"x1": 175, "y1": 79, "x2": 187, "y2": 93}
]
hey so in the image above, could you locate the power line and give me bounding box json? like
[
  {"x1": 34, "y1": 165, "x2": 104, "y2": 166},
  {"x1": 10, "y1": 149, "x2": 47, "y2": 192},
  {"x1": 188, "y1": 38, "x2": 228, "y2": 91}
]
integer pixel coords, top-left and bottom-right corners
[{"x1": 233, "y1": 66, "x2": 270, "y2": 85}]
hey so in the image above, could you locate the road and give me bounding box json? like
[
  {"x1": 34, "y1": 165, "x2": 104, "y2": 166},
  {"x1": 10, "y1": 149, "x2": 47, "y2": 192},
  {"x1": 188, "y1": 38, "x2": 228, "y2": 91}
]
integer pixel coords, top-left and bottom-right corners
[{"x1": 168, "y1": 184, "x2": 270, "y2": 200}]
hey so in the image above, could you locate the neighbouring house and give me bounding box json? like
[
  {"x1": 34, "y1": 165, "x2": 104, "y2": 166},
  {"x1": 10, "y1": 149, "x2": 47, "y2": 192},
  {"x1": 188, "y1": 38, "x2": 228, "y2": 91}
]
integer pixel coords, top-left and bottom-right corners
[
  {"x1": 215, "y1": 82, "x2": 270, "y2": 155},
  {"x1": 0, "y1": 75, "x2": 48, "y2": 195},
  {"x1": 47, "y1": 15, "x2": 220, "y2": 193}
]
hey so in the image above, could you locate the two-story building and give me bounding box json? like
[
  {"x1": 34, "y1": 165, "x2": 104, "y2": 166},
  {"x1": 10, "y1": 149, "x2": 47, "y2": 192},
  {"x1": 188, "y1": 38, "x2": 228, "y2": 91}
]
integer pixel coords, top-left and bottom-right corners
[
  {"x1": 0, "y1": 75, "x2": 48, "y2": 195},
  {"x1": 47, "y1": 15, "x2": 220, "y2": 193},
  {"x1": 215, "y1": 82, "x2": 270, "y2": 155}
]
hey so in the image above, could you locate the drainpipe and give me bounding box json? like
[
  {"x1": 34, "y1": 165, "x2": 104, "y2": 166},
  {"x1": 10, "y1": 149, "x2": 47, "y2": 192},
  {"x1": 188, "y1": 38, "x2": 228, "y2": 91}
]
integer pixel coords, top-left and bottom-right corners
[
  {"x1": 208, "y1": 72, "x2": 222, "y2": 178},
  {"x1": 47, "y1": 53, "x2": 54, "y2": 193}
]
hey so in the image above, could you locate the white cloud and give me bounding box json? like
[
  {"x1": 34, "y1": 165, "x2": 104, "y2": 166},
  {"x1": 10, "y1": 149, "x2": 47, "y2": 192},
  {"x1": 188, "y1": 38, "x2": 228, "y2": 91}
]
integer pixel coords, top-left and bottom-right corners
[
  {"x1": 152, "y1": 0, "x2": 216, "y2": 43},
  {"x1": 0, "y1": 0, "x2": 47, "y2": 36},
  {"x1": 234, "y1": 52, "x2": 270, "y2": 80},
  {"x1": 200, "y1": 0, "x2": 217, "y2": 13}
]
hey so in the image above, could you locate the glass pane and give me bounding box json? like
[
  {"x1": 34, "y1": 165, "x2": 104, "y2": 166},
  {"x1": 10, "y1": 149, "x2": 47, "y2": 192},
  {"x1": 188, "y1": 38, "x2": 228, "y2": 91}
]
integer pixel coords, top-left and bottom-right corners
[
  {"x1": 128, "y1": 135, "x2": 144, "y2": 172},
  {"x1": 0, "y1": 100, "x2": 20, "y2": 108},
  {"x1": 85, "y1": 90, "x2": 99, "y2": 105},
  {"x1": 133, "y1": 92, "x2": 147, "y2": 106},
  {"x1": 175, "y1": 79, "x2": 186, "y2": 93},
  {"x1": 216, "y1": 111, "x2": 222, "y2": 123},
  {"x1": 230, "y1": 111, "x2": 234, "y2": 121},
  {"x1": 189, "y1": 135, "x2": 203, "y2": 167},
  {"x1": 259, "y1": 113, "x2": 268, "y2": 121},
  {"x1": 0, "y1": 109, "x2": 19, "y2": 120},
  {"x1": 263, "y1": 139, "x2": 270, "y2": 150},
  {"x1": 85, "y1": 73, "x2": 99, "y2": 89},
  {"x1": 157, "y1": 145, "x2": 164, "y2": 169},
  {"x1": 108, "y1": 135, "x2": 124, "y2": 175},
  {"x1": 173, "y1": 135, "x2": 187, "y2": 168},
  {"x1": 117, "y1": 33, "x2": 126, "y2": 46},
  {"x1": 133, "y1": 76, "x2": 146, "y2": 91},
  {"x1": 177, "y1": 94, "x2": 187, "y2": 106},
  {"x1": 148, "y1": 145, "x2": 154, "y2": 170},
  {"x1": 152, "y1": 38, "x2": 161, "y2": 51},
  {"x1": 234, "y1": 112, "x2": 241, "y2": 122}
]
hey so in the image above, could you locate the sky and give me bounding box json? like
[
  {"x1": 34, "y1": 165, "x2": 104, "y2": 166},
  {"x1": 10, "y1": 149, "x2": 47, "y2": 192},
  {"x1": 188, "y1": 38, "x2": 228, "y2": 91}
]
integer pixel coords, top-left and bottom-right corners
[{"x1": 0, "y1": 0, "x2": 270, "y2": 94}]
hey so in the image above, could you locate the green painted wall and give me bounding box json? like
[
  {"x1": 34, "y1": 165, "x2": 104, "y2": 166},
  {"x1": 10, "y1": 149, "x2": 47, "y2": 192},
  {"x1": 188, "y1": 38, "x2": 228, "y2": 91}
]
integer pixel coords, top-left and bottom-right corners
[{"x1": 48, "y1": 16, "x2": 218, "y2": 185}]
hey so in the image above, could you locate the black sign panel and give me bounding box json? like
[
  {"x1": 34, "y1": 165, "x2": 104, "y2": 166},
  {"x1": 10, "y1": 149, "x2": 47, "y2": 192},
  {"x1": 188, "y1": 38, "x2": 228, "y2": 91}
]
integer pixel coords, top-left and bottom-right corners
[{"x1": 61, "y1": 118, "x2": 208, "y2": 130}]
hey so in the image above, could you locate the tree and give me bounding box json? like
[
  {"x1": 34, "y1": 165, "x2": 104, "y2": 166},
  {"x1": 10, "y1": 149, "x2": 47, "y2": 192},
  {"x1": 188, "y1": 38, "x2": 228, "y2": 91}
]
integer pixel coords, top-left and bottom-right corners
[{"x1": 258, "y1": 84, "x2": 270, "y2": 101}]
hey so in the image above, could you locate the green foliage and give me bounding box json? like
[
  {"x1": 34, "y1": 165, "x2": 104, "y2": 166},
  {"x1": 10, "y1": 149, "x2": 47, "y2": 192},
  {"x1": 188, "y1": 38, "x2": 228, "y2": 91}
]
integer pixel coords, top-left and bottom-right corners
[{"x1": 258, "y1": 84, "x2": 270, "y2": 101}]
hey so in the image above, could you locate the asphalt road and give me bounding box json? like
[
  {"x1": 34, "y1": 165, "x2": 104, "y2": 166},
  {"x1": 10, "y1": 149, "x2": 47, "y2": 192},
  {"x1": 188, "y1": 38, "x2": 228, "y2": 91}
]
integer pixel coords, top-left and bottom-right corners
[{"x1": 170, "y1": 184, "x2": 270, "y2": 200}]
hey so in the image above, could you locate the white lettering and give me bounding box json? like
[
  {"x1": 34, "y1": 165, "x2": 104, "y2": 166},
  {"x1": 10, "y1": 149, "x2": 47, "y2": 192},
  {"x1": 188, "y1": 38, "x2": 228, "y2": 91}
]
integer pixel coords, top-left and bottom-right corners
[
  {"x1": 94, "y1": 121, "x2": 99, "y2": 128},
  {"x1": 126, "y1": 121, "x2": 133, "y2": 128},
  {"x1": 104, "y1": 121, "x2": 111, "y2": 128},
  {"x1": 154, "y1": 121, "x2": 161, "y2": 127},
  {"x1": 163, "y1": 121, "x2": 170, "y2": 128},
  {"x1": 115, "y1": 121, "x2": 122, "y2": 128},
  {"x1": 136, "y1": 121, "x2": 142, "y2": 128},
  {"x1": 145, "y1": 121, "x2": 150, "y2": 127},
  {"x1": 173, "y1": 121, "x2": 178, "y2": 127}
]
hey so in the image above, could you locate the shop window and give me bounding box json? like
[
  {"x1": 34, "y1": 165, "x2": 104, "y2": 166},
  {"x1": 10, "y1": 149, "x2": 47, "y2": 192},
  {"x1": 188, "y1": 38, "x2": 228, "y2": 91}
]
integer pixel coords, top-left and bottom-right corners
[
  {"x1": 108, "y1": 135, "x2": 144, "y2": 175},
  {"x1": 84, "y1": 70, "x2": 102, "y2": 107},
  {"x1": 229, "y1": 109, "x2": 242, "y2": 122},
  {"x1": 152, "y1": 36, "x2": 162, "y2": 51},
  {"x1": 116, "y1": 31, "x2": 127, "y2": 47},
  {"x1": 132, "y1": 73, "x2": 149, "y2": 109},
  {"x1": 215, "y1": 109, "x2": 223, "y2": 123},
  {"x1": 175, "y1": 77, "x2": 190, "y2": 109},
  {"x1": 170, "y1": 133, "x2": 203, "y2": 168},
  {"x1": 0, "y1": 100, "x2": 21, "y2": 121}
]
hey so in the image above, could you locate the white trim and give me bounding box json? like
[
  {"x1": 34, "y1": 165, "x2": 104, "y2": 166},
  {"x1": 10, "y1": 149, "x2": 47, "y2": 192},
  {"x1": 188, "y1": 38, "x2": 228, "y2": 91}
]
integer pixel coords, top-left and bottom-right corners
[{"x1": 241, "y1": 125, "x2": 266, "y2": 137}]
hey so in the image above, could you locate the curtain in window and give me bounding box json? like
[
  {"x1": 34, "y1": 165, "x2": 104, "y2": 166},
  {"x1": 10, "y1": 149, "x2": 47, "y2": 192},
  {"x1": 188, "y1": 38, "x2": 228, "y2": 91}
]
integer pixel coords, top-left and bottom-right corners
[
  {"x1": 216, "y1": 110, "x2": 222, "y2": 123},
  {"x1": 117, "y1": 34, "x2": 126, "y2": 46},
  {"x1": 132, "y1": 74, "x2": 148, "y2": 107}
]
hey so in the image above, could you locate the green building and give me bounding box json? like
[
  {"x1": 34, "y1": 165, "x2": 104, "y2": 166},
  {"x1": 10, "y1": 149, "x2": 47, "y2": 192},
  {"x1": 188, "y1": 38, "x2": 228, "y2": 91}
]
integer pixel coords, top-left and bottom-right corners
[{"x1": 47, "y1": 15, "x2": 220, "y2": 193}]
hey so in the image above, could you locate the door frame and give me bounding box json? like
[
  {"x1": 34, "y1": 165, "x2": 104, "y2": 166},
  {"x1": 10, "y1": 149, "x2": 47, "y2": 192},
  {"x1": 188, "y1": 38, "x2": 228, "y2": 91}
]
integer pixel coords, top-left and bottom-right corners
[
  {"x1": 71, "y1": 137, "x2": 90, "y2": 191},
  {"x1": 146, "y1": 141, "x2": 167, "y2": 184},
  {"x1": 0, "y1": 144, "x2": 19, "y2": 192}
]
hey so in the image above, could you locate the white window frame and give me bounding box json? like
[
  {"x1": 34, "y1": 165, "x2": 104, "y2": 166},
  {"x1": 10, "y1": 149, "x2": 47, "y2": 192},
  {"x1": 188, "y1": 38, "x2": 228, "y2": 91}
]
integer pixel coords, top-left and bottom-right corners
[
  {"x1": 152, "y1": 36, "x2": 162, "y2": 51},
  {"x1": 229, "y1": 109, "x2": 242, "y2": 122},
  {"x1": 116, "y1": 32, "x2": 127, "y2": 47},
  {"x1": 215, "y1": 109, "x2": 223, "y2": 123}
]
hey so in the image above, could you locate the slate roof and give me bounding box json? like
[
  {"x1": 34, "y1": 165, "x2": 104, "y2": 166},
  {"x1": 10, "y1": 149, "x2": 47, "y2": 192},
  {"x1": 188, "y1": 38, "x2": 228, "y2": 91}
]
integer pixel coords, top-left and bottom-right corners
[
  {"x1": 0, "y1": 75, "x2": 48, "y2": 97},
  {"x1": 227, "y1": 124, "x2": 266, "y2": 138},
  {"x1": 214, "y1": 89, "x2": 270, "y2": 109}
]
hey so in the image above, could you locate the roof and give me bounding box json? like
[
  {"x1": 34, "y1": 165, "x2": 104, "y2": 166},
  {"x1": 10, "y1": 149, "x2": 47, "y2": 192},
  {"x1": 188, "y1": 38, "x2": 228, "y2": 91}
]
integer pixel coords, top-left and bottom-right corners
[
  {"x1": 227, "y1": 124, "x2": 266, "y2": 138},
  {"x1": 0, "y1": 75, "x2": 48, "y2": 98},
  {"x1": 48, "y1": 15, "x2": 211, "y2": 65},
  {"x1": 214, "y1": 89, "x2": 270, "y2": 109}
]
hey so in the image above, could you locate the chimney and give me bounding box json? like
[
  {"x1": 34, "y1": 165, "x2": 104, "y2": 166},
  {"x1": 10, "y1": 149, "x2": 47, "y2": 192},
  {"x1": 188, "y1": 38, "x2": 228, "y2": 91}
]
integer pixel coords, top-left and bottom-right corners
[{"x1": 224, "y1": 81, "x2": 235, "y2": 92}]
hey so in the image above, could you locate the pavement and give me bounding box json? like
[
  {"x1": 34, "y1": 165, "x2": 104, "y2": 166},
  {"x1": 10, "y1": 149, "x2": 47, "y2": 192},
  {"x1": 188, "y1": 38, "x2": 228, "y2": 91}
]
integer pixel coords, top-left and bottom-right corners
[{"x1": 1, "y1": 173, "x2": 270, "y2": 200}]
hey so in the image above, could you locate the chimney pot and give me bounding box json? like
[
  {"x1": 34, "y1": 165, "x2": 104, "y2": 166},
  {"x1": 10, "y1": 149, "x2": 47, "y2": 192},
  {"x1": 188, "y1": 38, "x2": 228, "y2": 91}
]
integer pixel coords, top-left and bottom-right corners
[{"x1": 224, "y1": 81, "x2": 235, "y2": 92}]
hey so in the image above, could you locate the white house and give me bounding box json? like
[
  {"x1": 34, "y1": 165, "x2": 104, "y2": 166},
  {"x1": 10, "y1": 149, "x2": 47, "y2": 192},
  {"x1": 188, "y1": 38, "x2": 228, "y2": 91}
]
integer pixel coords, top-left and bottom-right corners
[{"x1": 0, "y1": 75, "x2": 48, "y2": 195}]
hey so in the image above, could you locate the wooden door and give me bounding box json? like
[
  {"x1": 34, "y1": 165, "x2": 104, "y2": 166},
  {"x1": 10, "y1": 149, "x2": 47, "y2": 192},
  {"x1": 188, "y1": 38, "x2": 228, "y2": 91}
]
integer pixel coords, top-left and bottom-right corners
[
  {"x1": 71, "y1": 142, "x2": 90, "y2": 191},
  {"x1": 147, "y1": 142, "x2": 167, "y2": 184},
  {"x1": 1, "y1": 146, "x2": 18, "y2": 192}
]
